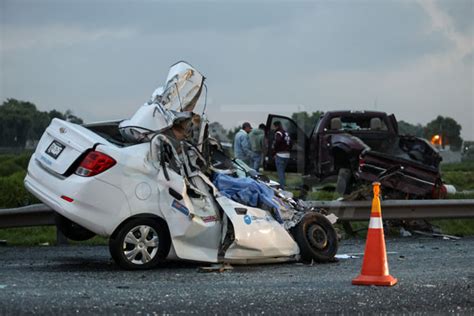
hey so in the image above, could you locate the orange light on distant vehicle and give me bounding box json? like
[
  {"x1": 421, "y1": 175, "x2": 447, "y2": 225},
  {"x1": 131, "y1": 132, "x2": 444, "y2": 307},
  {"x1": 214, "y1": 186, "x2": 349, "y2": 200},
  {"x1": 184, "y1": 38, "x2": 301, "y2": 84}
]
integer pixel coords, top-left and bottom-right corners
[{"x1": 431, "y1": 134, "x2": 442, "y2": 146}]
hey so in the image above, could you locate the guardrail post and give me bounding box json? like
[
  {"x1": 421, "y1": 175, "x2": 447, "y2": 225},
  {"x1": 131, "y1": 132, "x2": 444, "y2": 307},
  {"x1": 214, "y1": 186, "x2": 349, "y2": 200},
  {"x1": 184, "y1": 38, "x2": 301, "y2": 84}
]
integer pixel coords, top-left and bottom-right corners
[{"x1": 55, "y1": 227, "x2": 68, "y2": 246}]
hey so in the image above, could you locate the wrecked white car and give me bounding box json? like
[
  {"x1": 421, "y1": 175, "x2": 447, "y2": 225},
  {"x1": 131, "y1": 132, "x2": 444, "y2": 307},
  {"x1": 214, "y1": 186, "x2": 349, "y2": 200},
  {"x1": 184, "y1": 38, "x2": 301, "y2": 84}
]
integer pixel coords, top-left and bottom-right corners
[{"x1": 24, "y1": 62, "x2": 338, "y2": 270}]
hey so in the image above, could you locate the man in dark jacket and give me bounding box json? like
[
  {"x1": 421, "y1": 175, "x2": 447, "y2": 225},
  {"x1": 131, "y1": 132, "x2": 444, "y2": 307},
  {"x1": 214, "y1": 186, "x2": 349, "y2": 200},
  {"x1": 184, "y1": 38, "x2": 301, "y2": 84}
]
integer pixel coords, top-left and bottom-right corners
[{"x1": 272, "y1": 121, "x2": 291, "y2": 189}]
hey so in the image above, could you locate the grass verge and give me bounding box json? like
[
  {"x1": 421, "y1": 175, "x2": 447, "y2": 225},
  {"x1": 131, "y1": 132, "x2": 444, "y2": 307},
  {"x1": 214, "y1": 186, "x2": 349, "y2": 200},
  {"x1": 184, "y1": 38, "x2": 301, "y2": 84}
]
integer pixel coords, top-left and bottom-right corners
[{"x1": 0, "y1": 227, "x2": 107, "y2": 246}]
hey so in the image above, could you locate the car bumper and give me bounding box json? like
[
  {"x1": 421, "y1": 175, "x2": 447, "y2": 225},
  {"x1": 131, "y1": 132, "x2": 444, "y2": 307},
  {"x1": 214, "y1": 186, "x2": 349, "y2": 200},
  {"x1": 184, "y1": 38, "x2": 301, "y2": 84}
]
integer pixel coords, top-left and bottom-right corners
[{"x1": 24, "y1": 156, "x2": 131, "y2": 236}]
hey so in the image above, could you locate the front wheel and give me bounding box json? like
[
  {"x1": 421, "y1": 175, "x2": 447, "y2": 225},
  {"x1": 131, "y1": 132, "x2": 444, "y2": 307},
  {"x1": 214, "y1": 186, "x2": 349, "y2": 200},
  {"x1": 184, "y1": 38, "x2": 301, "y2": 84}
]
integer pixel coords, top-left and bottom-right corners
[
  {"x1": 109, "y1": 218, "x2": 171, "y2": 270},
  {"x1": 291, "y1": 212, "x2": 338, "y2": 263}
]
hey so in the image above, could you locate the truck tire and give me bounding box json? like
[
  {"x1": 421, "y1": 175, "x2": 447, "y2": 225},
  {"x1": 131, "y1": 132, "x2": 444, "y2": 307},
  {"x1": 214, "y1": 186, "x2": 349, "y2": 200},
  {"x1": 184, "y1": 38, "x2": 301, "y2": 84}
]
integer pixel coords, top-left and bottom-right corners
[
  {"x1": 55, "y1": 213, "x2": 96, "y2": 241},
  {"x1": 336, "y1": 168, "x2": 352, "y2": 195},
  {"x1": 109, "y1": 218, "x2": 171, "y2": 270},
  {"x1": 291, "y1": 212, "x2": 338, "y2": 263}
]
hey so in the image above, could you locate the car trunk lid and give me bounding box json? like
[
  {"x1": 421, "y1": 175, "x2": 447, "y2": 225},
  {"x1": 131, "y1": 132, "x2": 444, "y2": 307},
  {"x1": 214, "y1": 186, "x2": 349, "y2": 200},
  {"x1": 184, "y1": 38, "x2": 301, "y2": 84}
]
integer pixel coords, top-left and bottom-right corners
[{"x1": 34, "y1": 118, "x2": 109, "y2": 175}]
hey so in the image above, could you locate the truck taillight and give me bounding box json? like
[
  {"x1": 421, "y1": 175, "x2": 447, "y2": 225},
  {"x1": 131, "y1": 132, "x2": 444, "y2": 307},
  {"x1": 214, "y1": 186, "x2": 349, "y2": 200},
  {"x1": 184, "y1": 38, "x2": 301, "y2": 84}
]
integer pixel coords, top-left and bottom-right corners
[
  {"x1": 75, "y1": 151, "x2": 116, "y2": 177},
  {"x1": 432, "y1": 183, "x2": 447, "y2": 199}
]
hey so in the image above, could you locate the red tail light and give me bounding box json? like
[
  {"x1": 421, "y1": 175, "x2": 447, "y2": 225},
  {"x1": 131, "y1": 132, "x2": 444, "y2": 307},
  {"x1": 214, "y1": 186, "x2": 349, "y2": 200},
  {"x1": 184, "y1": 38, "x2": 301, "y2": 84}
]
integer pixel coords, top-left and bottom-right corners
[
  {"x1": 432, "y1": 183, "x2": 447, "y2": 199},
  {"x1": 75, "y1": 151, "x2": 116, "y2": 177}
]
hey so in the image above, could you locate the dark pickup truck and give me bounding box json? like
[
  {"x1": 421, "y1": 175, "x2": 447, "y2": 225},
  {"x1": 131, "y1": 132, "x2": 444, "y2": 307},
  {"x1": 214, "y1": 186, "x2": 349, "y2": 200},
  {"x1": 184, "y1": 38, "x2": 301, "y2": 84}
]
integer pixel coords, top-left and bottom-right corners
[{"x1": 264, "y1": 111, "x2": 445, "y2": 199}]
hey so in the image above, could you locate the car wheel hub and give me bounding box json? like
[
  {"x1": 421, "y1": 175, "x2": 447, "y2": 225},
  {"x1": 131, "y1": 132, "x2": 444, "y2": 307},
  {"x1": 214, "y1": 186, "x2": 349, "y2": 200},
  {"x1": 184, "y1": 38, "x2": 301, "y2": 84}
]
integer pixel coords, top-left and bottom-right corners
[
  {"x1": 123, "y1": 225, "x2": 159, "y2": 265},
  {"x1": 307, "y1": 224, "x2": 328, "y2": 250}
]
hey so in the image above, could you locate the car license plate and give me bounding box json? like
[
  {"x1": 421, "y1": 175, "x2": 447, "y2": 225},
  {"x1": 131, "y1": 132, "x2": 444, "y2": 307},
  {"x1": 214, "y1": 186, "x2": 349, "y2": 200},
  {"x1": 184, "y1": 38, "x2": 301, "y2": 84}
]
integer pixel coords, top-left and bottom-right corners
[{"x1": 45, "y1": 141, "x2": 65, "y2": 159}]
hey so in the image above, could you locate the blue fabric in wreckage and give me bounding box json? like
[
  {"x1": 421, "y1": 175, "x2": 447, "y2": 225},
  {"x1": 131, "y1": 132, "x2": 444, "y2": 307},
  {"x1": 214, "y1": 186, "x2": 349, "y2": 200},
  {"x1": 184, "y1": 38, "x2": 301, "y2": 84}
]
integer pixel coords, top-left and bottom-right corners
[{"x1": 212, "y1": 173, "x2": 283, "y2": 223}]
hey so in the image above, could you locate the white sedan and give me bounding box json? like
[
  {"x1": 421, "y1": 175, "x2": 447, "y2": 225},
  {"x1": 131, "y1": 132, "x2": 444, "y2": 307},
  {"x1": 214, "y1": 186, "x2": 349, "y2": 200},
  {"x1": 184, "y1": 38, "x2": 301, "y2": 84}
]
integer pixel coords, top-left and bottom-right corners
[{"x1": 24, "y1": 62, "x2": 338, "y2": 270}]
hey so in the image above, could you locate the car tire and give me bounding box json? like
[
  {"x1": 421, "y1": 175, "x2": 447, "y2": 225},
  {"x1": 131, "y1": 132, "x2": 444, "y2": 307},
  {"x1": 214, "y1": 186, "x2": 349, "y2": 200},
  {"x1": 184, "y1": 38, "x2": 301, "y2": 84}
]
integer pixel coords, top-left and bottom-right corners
[
  {"x1": 109, "y1": 218, "x2": 171, "y2": 270},
  {"x1": 55, "y1": 213, "x2": 96, "y2": 241},
  {"x1": 336, "y1": 168, "x2": 352, "y2": 195},
  {"x1": 291, "y1": 212, "x2": 338, "y2": 263}
]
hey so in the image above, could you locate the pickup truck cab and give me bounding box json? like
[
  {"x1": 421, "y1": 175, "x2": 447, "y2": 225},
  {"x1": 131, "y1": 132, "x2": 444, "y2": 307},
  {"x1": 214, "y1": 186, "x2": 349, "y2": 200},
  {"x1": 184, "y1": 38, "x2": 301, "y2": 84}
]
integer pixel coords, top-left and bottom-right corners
[{"x1": 264, "y1": 111, "x2": 444, "y2": 199}]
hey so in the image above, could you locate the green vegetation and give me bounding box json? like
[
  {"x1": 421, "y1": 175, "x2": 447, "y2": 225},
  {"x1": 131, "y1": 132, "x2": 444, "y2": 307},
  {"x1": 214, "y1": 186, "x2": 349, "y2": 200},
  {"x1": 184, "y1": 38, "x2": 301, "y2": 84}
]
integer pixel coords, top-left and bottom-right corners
[
  {"x1": 0, "y1": 98, "x2": 83, "y2": 149},
  {"x1": 0, "y1": 227, "x2": 56, "y2": 245},
  {"x1": 290, "y1": 111, "x2": 323, "y2": 134},
  {"x1": 0, "y1": 152, "x2": 108, "y2": 246},
  {"x1": 0, "y1": 227, "x2": 107, "y2": 246},
  {"x1": 431, "y1": 219, "x2": 474, "y2": 236},
  {"x1": 0, "y1": 171, "x2": 40, "y2": 208},
  {"x1": 447, "y1": 192, "x2": 474, "y2": 199},
  {"x1": 0, "y1": 152, "x2": 32, "y2": 176},
  {"x1": 441, "y1": 161, "x2": 474, "y2": 192},
  {"x1": 442, "y1": 172, "x2": 474, "y2": 191},
  {"x1": 0, "y1": 153, "x2": 39, "y2": 208},
  {"x1": 398, "y1": 120, "x2": 424, "y2": 137},
  {"x1": 441, "y1": 161, "x2": 474, "y2": 172}
]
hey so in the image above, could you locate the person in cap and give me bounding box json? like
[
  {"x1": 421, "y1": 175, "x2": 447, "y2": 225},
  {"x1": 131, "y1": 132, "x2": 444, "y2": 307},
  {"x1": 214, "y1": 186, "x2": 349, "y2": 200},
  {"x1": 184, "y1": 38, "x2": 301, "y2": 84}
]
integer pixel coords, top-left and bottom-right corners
[{"x1": 233, "y1": 122, "x2": 253, "y2": 165}]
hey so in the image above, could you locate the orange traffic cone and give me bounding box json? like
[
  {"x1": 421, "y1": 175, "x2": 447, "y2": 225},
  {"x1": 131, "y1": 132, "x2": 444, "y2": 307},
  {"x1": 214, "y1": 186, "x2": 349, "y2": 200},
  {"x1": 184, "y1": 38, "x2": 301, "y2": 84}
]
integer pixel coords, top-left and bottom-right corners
[{"x1": 352, "y1": 182, "x2": 397, "y2": 286}]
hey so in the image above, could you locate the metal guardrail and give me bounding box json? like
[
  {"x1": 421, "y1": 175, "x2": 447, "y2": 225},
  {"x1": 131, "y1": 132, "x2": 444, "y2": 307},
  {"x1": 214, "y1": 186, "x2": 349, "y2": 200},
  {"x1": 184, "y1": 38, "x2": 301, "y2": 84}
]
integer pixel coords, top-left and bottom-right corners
[
  {"x1": 308, "y1": 199, "x2": 474, "y2": 221},
  {"x1": 0, "y1": 204, "x2": 68, "y2": 245},
  {"x1": 1, "y1": 200, "x2": 474, "y2": 230},
  {"x1": 0, "y1": 204, "x2": 55, "y2": 228}
]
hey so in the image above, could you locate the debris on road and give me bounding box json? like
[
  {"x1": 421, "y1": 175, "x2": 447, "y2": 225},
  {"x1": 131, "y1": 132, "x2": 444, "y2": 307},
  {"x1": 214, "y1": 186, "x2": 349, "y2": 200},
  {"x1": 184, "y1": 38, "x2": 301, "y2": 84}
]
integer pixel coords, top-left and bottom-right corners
[
  {"x1": 400, "y1": 227, "x2": 412, "y2": 237},
  {"x1": 199, "y1": 263, "x2": 233, "y2": 273},
  {"x1": 412, "y1": 230, "x2": 461, "y2": 240},
  {"x1": 335, "y1": 254, "x2": 359, "y2": 259}
]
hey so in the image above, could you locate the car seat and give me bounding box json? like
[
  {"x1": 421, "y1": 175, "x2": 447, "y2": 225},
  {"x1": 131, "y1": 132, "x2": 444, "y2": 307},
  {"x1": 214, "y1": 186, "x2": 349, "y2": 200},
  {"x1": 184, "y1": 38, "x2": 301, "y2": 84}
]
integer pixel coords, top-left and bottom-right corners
[
  {"x1": 370, "y1": 117, "x2": 382, "y2": 131},
  {"x1": 330, "y1": 117, "x2": 342, "y2": 130}
]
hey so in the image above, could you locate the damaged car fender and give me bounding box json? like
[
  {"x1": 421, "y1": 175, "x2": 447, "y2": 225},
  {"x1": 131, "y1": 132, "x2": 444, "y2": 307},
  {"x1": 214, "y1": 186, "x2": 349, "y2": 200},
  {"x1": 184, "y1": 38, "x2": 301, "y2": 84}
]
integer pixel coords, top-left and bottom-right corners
[{"x1": 216, "y1": 196, "x2": 299, "y2": 262}]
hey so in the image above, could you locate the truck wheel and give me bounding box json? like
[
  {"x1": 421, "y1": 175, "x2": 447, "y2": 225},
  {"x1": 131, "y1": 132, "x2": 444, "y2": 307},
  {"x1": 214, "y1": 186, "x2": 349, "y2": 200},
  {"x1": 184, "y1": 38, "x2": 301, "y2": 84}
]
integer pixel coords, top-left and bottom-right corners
[
  {"x1": 336, "y1": 168, "x2": 352, "y2": 195},
  {"x1": 55, "y1": 214, "x2": 96, "y2": 241},
  {"x1": 291, "y1": 213, "x2": 338, "y2": 263},
  {"x1": 109, "y1": 218, "x2": 171, "y2": 270}
]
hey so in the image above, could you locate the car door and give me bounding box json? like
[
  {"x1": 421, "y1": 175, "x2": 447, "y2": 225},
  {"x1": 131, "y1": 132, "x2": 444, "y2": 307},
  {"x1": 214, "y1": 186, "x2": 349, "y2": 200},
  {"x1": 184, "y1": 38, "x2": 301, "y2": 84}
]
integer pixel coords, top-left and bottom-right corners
[{"x1": 264, "y1": 114, "x2": 308, "y2": 173}]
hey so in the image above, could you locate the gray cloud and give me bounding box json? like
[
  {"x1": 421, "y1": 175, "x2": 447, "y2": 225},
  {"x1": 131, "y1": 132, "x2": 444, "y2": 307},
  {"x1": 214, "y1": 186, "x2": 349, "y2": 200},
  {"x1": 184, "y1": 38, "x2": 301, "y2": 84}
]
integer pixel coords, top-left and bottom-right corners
[{"x1": 1, "y1": 0, "x2": 472, "y2": 138}]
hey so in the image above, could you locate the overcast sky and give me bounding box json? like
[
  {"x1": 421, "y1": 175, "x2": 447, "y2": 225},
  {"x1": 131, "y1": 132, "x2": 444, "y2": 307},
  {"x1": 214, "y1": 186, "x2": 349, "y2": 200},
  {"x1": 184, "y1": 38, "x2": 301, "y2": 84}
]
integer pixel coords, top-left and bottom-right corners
[{"x1": 1, "y1": 0, "x2": 473, "y2": 138}]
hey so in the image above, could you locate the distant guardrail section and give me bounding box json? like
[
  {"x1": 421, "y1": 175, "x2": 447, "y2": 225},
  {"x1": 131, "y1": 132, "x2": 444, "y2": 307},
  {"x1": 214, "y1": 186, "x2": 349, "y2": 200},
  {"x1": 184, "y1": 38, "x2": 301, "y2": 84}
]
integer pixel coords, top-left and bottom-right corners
[{"x1": 1, "y1": 200, "x2": 474, "y2": 230}]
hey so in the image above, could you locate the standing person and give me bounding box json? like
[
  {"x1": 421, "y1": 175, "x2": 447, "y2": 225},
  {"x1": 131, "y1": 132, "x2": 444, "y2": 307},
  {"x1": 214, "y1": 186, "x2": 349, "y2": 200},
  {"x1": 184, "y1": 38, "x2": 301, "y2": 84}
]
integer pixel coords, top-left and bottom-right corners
[
  {"x1": 249, "y1": 123, "x2": 266, "y2": 171},
  {"x1": 272, "y1": 121, "x2": 291, "y2": 189},
  {"x1": 233, "y1": 122, "x2": 253, "y2": 165}
]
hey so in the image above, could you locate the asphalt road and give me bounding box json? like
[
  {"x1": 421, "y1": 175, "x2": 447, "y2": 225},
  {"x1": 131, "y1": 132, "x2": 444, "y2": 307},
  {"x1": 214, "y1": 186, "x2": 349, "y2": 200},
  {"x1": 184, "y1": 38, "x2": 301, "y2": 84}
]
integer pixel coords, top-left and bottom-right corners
[{"x1": 0, "y1": 237, "x2": 473, "y2": 315}]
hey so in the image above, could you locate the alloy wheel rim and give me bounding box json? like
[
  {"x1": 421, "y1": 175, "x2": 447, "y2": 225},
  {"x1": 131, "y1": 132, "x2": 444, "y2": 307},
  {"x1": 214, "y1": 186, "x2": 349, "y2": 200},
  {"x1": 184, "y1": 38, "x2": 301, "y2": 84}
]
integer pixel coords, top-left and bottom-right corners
[{"x1": 122, "y1": 225, "x2": 159, "y2": 265}]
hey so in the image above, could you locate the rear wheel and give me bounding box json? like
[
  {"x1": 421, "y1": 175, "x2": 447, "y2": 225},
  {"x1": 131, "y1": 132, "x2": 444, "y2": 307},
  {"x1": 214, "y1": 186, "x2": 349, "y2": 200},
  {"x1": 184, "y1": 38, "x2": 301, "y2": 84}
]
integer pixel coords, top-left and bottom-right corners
[
  {"x1": 291, "y1": 212, "x2": 338, "y2": 263},
  {"x1": 109, "y1": 218, "x2": 171, "y2": 270},
  {"x1": 55, "y1": 214, "x2": 96, "y2": 241}
]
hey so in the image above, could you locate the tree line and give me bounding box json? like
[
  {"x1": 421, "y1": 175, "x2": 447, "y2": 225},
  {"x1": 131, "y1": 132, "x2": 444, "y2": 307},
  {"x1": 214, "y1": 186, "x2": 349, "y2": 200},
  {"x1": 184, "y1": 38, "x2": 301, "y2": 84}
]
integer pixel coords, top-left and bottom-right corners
[
  {"x1": 0, "y1": 99, "x2": 83, "y2": 148},
  {"x1": 0, "y1": 98, "x2": 464, "y2": 151}
]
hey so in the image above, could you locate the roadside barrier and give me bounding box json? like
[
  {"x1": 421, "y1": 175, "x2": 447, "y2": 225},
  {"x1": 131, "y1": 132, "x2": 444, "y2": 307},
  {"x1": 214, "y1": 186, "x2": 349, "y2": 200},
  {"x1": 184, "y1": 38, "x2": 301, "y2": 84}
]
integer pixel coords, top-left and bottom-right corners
[
  {"x1": 352, "y1": 182, "x2": 397, "y2": 286},
  {"x1": 1, "y1": 198, "x2": 474, "y2": 244}
]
